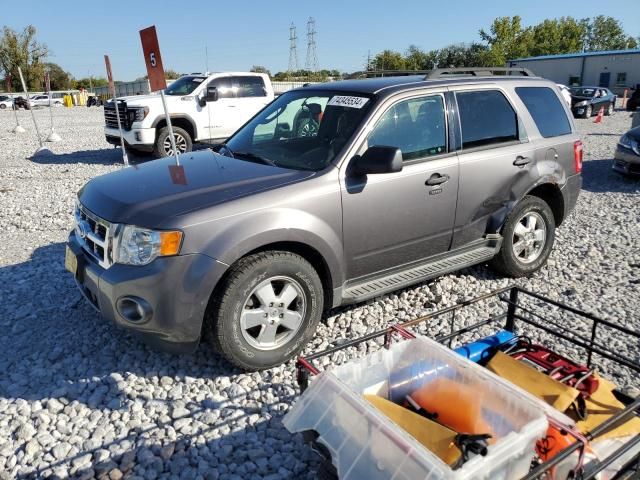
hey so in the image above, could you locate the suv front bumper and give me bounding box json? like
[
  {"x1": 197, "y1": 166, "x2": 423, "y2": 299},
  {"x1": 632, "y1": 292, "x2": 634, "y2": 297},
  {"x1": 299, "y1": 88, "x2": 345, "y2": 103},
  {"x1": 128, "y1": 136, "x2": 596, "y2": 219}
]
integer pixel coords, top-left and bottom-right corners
[
  {"x1": 66, "y1": 232, "x2": 228, "y2": 353},
  {"x1": 613, "y1": 146, "x2": 640, "y2": 175}
]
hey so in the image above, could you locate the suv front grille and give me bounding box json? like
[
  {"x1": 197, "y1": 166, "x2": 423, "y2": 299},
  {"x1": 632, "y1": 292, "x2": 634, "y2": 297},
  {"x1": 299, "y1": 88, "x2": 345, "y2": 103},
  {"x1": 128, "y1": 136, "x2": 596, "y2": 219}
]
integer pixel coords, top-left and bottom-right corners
[
  {"x1": 104, "y1": 101, "x2": 132, "y2": 130},
  {"x1": 74, "y1": 204, "x2": 115, "y2": 269}
]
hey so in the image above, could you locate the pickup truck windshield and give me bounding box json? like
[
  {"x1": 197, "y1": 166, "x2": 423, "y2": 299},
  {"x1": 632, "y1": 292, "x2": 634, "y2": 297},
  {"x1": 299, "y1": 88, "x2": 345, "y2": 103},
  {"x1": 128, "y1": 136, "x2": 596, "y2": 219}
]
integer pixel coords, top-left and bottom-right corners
[
  {"x1": 223, "y1": 90, "x2": 374, "y2": 171},
  {"x1": 165, "y1": 76, "x2": 206, "y2": 96}
]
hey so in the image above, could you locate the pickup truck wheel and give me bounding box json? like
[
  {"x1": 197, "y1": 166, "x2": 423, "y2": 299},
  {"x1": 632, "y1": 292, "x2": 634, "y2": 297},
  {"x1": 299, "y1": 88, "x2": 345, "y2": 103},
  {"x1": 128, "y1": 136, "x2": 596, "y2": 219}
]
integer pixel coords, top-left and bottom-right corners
[
  {"x1": 153, "y1": 126, "x2": 192, "y2": 158},
  {"x1": 209, "y1": 251, "x2": 323, "y2": 370},
  {"x1": 490, "y1": 196, "x2": 555, "y2": 278}
]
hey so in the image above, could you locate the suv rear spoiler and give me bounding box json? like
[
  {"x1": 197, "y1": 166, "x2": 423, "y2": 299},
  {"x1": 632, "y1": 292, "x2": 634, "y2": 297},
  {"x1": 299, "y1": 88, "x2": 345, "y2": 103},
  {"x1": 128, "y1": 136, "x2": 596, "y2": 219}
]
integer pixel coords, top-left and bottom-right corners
[{"x1": 425, "y1": 67, "x2": 535, "y2": 79}]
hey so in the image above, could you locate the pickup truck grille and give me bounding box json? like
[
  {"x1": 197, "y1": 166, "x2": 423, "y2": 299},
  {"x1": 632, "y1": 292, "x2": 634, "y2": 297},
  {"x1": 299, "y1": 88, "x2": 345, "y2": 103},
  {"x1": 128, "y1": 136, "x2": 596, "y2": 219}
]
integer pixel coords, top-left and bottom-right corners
[
  {"x1": 104, "y1": 101, "x2": 132, "y2": 130},
  {"x1": 74, "y1": 203, "x2": 114, "y2": 269}
]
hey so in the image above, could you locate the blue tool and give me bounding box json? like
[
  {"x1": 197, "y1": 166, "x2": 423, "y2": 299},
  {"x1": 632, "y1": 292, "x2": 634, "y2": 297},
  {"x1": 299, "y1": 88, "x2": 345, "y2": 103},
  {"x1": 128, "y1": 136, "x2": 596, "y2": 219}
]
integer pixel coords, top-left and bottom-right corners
[{"x1": 453, "y1": 330, "x2": 516, "y2": 363}]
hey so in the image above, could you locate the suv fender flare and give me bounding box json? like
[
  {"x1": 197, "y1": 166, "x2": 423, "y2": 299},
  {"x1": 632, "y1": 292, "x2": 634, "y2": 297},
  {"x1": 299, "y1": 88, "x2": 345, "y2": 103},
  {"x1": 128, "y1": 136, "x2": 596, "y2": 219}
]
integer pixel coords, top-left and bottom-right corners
[
  {"x1": 195, "y1": 209, "x2": 345, "y2": 295},
  {"x1": 487, "y1": 174, "x2": 565, "y2": 234}
]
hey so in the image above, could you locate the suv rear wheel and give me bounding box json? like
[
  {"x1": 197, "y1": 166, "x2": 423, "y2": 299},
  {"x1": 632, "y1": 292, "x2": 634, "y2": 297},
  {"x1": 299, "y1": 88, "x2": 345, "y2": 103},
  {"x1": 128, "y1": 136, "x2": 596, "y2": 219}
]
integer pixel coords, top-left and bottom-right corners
[
  {"x1": 209, "y1": 251, "x2": 323, "y2": 370},
  {"x1": 490, "y1": 196, "x2": 556, "y2": 277},
  {"x1": 153, "y1": 126, "x2": 192, "y2": 158}
]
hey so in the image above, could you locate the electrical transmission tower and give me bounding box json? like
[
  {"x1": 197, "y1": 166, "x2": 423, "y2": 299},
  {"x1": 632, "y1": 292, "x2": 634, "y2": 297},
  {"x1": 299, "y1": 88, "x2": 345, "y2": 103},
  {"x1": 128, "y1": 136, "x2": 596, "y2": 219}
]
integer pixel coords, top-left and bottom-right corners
[
  {"x1": 305, "y1": 17, "x2": 318, "y2": 72},
  {"x1": 288, "y1": 23, "x2": 299, "y2": 73}
]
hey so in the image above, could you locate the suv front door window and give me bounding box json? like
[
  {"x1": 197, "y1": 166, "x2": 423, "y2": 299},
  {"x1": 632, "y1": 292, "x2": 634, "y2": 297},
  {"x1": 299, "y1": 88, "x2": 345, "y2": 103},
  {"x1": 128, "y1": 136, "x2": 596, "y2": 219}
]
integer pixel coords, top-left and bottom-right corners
[{"x1": 342, "y1": 93, "x2": 459, "y2": 279}]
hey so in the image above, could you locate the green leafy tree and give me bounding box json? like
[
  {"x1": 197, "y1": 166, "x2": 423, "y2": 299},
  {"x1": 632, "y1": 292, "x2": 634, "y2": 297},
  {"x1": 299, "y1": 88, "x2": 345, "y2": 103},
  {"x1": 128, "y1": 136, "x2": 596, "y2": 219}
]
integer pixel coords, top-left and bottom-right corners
[
  {"x1": 584, "y1": 16, "x2": 638, "y2": 51},
  {"x1": 479, "y1": 16, "x2": 533, "y2": 64},
  {"x1": 529, "y1": 17, "x2": 586, "y2": 56},
  {"x1": 73, "y1": 76, "x2": 108, "y2": 90},
  {"x1": 0, "y1": 25, "x2": 49, "y2": 91},
  {"x1": 436, "y1": 43, "x2": 489, "y2": 67},
  {"x1": 371, "y1": 50, "x2": 406, "y2": 70},
  {"x1": 43, "y1": 62, "x2": 72, "y2": 90},
  {"x1": 250, "y1": 65, "x2": 271, "y2": 76}
]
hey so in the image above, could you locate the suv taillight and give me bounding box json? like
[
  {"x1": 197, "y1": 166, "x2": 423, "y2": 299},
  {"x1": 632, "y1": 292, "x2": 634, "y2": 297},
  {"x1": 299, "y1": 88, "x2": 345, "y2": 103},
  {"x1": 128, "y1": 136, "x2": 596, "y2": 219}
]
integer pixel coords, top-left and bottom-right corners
[{"x1": 573, "y1": 140, "x2": 583, "y2": 173}]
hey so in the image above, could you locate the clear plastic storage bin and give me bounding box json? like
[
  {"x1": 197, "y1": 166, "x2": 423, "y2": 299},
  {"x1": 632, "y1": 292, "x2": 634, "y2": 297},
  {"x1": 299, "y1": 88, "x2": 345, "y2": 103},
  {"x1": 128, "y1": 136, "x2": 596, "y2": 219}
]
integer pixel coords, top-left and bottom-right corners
[{"x1": 284, "y1": 336, "x2": 548, "y2": 480}]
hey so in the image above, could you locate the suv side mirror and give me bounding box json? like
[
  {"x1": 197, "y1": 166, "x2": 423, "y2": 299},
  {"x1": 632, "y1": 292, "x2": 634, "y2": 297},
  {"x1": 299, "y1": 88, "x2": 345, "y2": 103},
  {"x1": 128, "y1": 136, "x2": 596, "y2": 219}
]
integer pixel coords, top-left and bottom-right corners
[
  {"x1": 351, "y1": 146, "x2": 403, "y2": 175},
  {"x1": 205, "y1": 86, "x2": 219, "y2": 102}
]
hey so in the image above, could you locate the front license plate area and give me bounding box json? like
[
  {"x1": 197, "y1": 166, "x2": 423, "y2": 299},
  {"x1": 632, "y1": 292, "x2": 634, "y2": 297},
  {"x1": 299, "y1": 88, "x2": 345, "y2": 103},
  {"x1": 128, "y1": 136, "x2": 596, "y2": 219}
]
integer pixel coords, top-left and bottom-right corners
[{"x1": 65, "y1": 245, "x2": 78, "y2": 275}]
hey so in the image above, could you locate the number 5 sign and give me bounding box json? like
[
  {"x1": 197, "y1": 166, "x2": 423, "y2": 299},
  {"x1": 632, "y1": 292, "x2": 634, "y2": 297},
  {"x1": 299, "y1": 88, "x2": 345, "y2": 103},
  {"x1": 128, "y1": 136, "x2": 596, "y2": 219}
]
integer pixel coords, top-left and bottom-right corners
[{"x1": 139, "y1": 26, "x2": 167, "y2": 92}]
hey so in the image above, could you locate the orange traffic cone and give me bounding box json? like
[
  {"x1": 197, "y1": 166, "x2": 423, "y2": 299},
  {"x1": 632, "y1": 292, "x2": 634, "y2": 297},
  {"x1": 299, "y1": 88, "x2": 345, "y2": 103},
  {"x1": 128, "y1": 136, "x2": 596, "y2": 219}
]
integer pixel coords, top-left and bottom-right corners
[{"x1": 593, "y1": 106, "x2": 604, "y2": 123}]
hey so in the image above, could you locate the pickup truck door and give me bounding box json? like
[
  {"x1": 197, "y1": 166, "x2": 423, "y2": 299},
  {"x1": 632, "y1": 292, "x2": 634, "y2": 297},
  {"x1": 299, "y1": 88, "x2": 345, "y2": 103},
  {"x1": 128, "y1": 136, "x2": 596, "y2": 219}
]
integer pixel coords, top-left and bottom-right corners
[{"x1": 341, "y1": 92, "x2": 459, "y2": 281}]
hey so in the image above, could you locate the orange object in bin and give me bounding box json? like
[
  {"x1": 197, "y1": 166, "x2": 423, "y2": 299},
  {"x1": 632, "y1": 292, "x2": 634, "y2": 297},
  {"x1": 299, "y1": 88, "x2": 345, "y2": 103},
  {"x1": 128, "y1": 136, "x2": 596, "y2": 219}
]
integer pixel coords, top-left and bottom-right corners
[{"x1": 410, "y1": 377, "x2": 493, "y2": 438}]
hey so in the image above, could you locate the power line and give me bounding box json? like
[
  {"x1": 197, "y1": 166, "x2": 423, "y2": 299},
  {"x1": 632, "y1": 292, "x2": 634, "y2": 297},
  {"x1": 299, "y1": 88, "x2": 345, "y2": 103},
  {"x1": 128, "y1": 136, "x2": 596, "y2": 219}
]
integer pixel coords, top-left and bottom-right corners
[
  {"x1": 305, "y1": 17, "x2": 318, "y2": 72},
  {"x1": 288, "y1": 23, "x2": 299, "y2": 73}
]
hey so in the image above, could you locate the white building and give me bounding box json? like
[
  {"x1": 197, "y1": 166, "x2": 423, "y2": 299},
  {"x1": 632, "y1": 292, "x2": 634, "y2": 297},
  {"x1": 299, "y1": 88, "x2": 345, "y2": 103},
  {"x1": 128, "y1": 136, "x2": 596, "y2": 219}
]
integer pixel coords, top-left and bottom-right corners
[{"x1": 508, "y1": 49, "x2": 640, "y2": 93}]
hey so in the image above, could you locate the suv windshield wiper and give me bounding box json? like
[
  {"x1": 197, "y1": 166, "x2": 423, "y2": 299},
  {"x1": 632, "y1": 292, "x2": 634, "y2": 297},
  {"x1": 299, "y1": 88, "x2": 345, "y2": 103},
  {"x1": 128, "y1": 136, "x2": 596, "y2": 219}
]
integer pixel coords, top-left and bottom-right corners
[{"x1": 233, "y1": 151, "x2": 278, "y2": 167}]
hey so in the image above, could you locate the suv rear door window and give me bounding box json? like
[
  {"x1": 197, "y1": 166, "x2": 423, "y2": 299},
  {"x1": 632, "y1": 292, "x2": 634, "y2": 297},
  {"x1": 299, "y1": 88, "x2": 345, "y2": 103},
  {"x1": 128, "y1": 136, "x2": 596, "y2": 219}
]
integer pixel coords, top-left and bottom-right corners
[
  {"x1": 456, "y1": 90, "x2": 518, "y2": 149},
  {"x1": 368, "y1": 95, "x2": 447, "y2": 161},
  {"x1": 515, "y1": 86, "x2": 571, "y2": 138},
  {"x1": 234, "y1": 76, "x2": 267, "y2": 98}
]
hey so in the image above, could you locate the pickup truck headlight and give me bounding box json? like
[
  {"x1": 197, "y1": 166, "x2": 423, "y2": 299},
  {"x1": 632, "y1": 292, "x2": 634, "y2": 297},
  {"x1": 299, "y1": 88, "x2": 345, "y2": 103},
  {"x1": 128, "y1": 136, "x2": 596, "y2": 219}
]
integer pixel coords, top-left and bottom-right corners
[
  {"x1": 574, "y1": 100, "x2": 588, "y2": 107},
  {"x1": 131, "y1": 106, "x2": 149, "y2": 122},
  {"x1": 115, "y1": 225, "x2": 183, "y2": 266}
]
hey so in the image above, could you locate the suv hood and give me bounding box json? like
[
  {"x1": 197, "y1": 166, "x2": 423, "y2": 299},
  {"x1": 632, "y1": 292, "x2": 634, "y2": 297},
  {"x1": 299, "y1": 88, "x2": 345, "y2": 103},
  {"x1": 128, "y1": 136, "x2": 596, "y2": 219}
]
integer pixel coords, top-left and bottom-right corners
[{"x1": 78, "y1": 150, "x2": 315, "y2": 227}]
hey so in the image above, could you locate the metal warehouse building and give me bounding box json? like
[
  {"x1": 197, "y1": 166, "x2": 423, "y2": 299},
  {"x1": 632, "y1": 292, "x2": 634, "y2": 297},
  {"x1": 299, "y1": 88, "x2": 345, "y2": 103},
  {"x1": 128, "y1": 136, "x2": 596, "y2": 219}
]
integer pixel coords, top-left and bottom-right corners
[{"x1": 508, "y1": 49, "x2": 640, "y2": 93}]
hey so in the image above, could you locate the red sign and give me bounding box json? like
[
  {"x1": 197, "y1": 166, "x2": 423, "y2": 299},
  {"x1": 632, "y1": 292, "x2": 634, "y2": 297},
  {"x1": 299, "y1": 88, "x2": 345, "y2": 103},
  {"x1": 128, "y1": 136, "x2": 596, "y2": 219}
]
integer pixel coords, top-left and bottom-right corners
[
  {"x1": 140, "y1": 26, "x2": 167, "y2": 92},
  {"x1": 169, "y1": 165, "x2": 187, "y2": 185},
  {"x1": 104, "y1": 55, "x2": 115, "y2": 94}
]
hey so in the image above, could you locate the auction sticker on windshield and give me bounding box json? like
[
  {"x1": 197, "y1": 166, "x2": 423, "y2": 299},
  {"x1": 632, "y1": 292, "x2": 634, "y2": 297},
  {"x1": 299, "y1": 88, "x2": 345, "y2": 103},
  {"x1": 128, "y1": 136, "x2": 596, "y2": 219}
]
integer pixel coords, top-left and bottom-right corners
[{"x1": 328, "y1": 96, "x2": 369, "y2": 108}]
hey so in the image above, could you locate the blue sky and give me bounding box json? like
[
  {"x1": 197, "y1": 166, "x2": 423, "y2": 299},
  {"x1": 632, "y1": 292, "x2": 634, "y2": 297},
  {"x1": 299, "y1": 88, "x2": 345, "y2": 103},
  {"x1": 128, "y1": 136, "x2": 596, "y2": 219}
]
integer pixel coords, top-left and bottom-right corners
[{"x1": 4, "y1": 0, "x2": 639, "y2": 80}]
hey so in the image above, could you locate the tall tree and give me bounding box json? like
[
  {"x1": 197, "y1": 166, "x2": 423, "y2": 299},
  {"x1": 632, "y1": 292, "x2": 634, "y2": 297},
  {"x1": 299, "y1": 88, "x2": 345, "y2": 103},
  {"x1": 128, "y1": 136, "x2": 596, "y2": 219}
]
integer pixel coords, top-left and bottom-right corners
[
  {"x1": 529, "y1": 17, "x2": 586, "y2": 56},
  {"x1": 43, "y1": 62, "x2": 71, "y2": 90},
  {"x1": 479, "y1": 16, "x2": 533, "y2": 64},
  {"x1": 584, "y1": 16, "x2": 638, "y2": 51},
  {"x1": 0, "y1": 25, "x2": 49, "y2": 91},
  {"x1": 371, "y1": 50, "x2": 406, "y2": 70},
  {"x1": 436, "y1": 43, "x2": 488, "y2": 67}
]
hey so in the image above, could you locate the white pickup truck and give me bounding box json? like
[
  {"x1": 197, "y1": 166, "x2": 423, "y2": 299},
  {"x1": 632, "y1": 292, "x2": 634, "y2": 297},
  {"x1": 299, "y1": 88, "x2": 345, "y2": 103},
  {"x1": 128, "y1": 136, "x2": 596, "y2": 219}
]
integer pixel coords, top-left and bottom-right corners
[{"x1": 104, "y1": 72, "x2": 274, "y2": 158}]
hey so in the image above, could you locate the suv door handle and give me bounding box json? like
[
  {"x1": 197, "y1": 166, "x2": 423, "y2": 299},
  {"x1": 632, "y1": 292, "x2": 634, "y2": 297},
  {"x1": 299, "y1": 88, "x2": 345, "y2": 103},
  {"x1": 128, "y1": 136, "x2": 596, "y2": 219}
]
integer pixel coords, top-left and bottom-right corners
[
  {"x1": 425, "y1": 173, "x2": 450, "y2": 186},
  {"x1": 513, "y1": 156, "x2": 532, "y2": 167}
]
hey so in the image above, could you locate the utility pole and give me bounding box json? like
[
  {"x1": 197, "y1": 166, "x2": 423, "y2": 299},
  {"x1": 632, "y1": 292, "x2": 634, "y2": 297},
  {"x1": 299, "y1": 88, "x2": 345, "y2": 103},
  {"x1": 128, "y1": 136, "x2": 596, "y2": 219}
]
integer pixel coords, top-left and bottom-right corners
[
  {"x1": 288, "y1": 23, "x2": 299, "y2": 74},
  {"x1": 366, "y1": 50, "x2": 371, "y2": 71},
  {"x1": 305, "y1": 17, "x2": 318, "y2": 73}
]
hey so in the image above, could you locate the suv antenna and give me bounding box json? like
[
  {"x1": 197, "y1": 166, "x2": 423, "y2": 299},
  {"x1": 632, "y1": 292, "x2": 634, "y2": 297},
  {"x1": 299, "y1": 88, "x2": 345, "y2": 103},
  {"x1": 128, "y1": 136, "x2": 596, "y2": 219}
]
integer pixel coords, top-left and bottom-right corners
[{"x1": 205, "y1": 44, "x2": 209, "y2": 76}]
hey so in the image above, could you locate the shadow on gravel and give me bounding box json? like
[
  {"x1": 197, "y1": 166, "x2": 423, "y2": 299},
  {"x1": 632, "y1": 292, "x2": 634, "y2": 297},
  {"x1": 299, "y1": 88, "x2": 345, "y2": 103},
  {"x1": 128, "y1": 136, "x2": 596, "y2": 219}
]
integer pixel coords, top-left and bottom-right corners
[
  {"x1": 28, "y1": 148, "x2": 149, "y2": 166},
  {"x1": 581, "y1": 158, "x2": 640, "y2": 193}
]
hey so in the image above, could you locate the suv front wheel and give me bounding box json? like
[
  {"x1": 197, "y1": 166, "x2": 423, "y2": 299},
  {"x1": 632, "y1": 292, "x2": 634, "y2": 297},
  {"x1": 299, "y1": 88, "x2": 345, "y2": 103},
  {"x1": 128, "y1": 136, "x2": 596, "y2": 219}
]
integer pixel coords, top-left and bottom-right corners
[
  {"x1": 153, "y1": 126, "x2": 193, "y2": 158},
  {"x1": 209, "y1": 251, "x2": 324, "y2": 370},
  {"x1": 490, "y1": 196, "x2": 556, "y2": 277}
]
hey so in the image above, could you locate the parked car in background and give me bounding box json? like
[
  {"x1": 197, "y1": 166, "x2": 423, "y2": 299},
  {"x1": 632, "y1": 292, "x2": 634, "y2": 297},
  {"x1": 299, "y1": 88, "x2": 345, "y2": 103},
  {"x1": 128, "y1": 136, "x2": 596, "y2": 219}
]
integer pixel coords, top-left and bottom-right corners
[
  {"x1": 556, "y1": 84, "x2": 571, "y2": 106},
  {"x1": 0, "y1": 95, "x2": 13, "y2": 109},
  {"x1": 12, "y1": 96, "x2": 30, "y2": 110},
  {"x1": 626, "y1": 84, "x2": 640, "y2": 111},
  {"x1": 569, "y1": 86, "x2": 616, "y2": 118},
  {"x1": 103, "y1": 72, "x2": 275, "y2": 158},
  {"x1": 30, "y1": 94, "x2": 63, "y2": 107},
  {"x1": 613, "y1": 125, "x2": 640, "y2": 176},
  {"x1": 69, "y1": 68, "x2": 582, "y2": 369}
]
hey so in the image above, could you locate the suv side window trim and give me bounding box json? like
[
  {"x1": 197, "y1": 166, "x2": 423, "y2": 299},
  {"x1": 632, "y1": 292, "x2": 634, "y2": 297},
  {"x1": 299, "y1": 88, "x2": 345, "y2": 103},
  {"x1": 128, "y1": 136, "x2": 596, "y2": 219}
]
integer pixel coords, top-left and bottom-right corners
[
  {"x1": 450, "y1": 86, "x2": 529, "y2": 153},
  {"x1": 356, "y1": 91, "x2": 453, "y2": 165}
]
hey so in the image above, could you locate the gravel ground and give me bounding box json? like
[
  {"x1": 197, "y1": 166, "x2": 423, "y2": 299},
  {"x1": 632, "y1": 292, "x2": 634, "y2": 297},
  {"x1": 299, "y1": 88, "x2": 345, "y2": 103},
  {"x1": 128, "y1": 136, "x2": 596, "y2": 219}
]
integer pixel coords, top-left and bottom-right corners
[{"x1": 0, "y1": 103, "x2": 638, "y2": 479}]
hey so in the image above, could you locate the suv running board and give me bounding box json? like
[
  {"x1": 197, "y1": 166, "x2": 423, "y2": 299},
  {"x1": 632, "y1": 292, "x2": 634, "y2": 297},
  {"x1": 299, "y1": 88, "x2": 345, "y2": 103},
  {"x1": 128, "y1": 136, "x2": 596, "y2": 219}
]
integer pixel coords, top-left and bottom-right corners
[{"x1": 342, "y1": 238, "x2": 501, "y2": 304}]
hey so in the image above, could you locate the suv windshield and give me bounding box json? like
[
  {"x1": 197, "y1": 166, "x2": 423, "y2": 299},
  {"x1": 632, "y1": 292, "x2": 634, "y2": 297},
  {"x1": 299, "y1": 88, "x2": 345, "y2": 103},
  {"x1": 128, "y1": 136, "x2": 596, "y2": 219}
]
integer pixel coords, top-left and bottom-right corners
[
  {"x1": 165, "y1": 76, "x2": 206, "y2": 96},
  {"x1": 223, "y1": 90, "x2": 374, "y2": 171},
  {"x1": 570, "y1": 87, "x2": 596, "y2": 97}
]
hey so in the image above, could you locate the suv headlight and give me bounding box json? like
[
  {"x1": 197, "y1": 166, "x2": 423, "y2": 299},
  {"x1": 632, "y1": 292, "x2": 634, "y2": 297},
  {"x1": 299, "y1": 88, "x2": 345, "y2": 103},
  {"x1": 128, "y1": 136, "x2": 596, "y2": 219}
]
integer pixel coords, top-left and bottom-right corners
[
  {"x1": 619, "y1": 134, "x2": 639, "y2": 154},
  {"x1": 574, "y1": 100, "x2": 588, "y2": 107},
  {"x1": 131, "y1": 106, "x2": 149, "y2": 122},
  {"x1": 115, "y1": 225, "x2": 183, "y2": 266}
]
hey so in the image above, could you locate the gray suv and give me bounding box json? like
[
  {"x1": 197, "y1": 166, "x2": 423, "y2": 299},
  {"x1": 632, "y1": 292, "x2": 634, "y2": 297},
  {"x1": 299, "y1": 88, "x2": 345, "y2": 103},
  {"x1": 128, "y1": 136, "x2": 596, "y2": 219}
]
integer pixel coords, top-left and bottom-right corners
[{"x1": 66, "y1": 68, "x2": 582, "y2": 370}]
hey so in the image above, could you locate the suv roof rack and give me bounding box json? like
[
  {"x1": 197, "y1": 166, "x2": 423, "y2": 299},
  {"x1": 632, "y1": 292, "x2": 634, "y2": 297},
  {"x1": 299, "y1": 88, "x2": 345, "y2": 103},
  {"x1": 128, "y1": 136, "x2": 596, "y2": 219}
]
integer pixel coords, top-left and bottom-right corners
[
  {"x1": 347, "y1": 70, "x2": 432, "y2": 79},
  {"x1": 425, "y1": 67, "x2": 535, "y2": 79}
]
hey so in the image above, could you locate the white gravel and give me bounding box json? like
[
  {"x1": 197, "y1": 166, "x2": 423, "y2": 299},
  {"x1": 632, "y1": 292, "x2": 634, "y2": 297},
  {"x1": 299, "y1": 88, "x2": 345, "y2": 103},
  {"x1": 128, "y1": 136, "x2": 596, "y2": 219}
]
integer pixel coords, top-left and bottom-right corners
[{"x1": 0, "y1": 104, "x2": 638, "y2": 479}]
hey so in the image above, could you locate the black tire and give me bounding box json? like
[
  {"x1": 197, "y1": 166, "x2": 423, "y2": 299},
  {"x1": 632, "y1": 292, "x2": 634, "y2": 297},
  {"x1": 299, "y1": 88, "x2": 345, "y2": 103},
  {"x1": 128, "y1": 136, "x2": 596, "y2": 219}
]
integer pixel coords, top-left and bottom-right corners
[
  {"x1": 490, "y1": 196, "x2": 556, "y2": 278},
  {"x1": 604, "y1": 102, "x2": 613, "y2": 116},
  {"x1": 208, "y1": 251, "x2": 324, "y2": 370},
  {"x1": 582, "y1": 105, "x2": 592, "y2": 118},
  {"x1": 0, "y1": 104, "x2": 6, "y2": 110},
  {"x1": 153, "y1": 126, "x2": 192, "y2": 158}
]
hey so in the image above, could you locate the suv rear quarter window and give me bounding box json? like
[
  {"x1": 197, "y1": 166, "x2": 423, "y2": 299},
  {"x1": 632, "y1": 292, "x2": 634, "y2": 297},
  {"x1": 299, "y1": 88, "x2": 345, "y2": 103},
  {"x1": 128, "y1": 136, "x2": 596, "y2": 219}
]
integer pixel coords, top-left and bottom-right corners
[
  {"x1": 515, "y1": 86, "x2": 572, "y2": 138},
  {"x1": 234, "y1": 76, "x2": 267, "y2": 98},
  {"x1": 456, "y1": 90, "x2": 518, "y2": 149}
]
